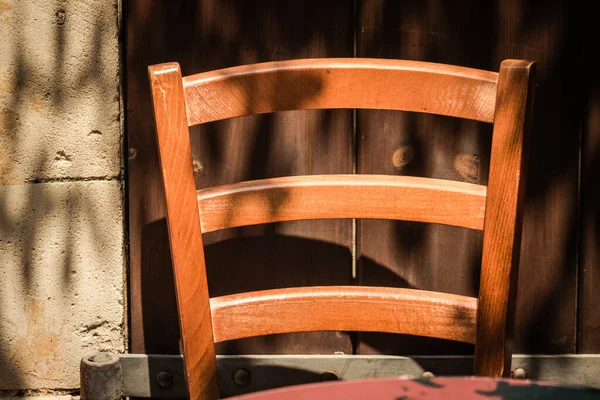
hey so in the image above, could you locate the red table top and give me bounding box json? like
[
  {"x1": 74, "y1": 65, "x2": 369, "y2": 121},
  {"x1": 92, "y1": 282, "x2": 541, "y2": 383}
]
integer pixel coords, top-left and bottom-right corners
[{"x1": 228, "y1": 376, "x2": 600, "y2": 400}]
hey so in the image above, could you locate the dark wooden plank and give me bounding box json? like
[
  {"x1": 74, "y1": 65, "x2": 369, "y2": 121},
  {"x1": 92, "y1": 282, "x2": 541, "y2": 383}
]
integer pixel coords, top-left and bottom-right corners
[
  {"x1": 355, "y1": 0, "x2": 492, "y2": 356},
  {"x1": 356, "y1": 0, "x2": 580, "y2": 355},
  {"x1": 190, "y1": 0, "x2": 354, "y2": 355},
  {"x1": 126, "y1": 0, "x2": 188, "y2": 355},
  {"x1": 127, "y1": 0, "x2": 355, "y2": 356},
  {"x1": 493, "y1": 0, "x2": 581, "y2": 355},
  {"x1": 578, "y1": 0, "x2": 600, "y2": 353}
]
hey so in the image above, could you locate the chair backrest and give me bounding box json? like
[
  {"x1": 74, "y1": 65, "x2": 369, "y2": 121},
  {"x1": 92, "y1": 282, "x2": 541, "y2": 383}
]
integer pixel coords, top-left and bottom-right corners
[{"x1": 148, "y1": 58, "x2": 535, "y2": 400}]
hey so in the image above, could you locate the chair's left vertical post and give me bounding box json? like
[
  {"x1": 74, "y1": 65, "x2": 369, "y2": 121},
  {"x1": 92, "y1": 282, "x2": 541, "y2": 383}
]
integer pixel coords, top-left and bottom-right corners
[{"x1": 148, "y1": 63, "x2": 219, "y2": 400}]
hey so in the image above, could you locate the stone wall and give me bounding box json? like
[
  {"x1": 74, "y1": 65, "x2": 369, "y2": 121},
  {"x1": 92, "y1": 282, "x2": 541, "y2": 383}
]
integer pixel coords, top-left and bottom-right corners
[{"x1": 0, "y1": 0, "x2": 124, "y2": 392}]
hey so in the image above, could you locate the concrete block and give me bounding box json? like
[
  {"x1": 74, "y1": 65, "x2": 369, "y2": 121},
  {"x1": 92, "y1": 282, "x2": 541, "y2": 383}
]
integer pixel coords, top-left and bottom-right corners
[
  {"x1": 0, "y1": 180, "x2": 125, "y2": 390},
  {"x1": 0, "y1": 394, "x2": 75, "y2": 399},
  {"x1": 0, "y1": 0, "x2": 121, "y2": 183}
]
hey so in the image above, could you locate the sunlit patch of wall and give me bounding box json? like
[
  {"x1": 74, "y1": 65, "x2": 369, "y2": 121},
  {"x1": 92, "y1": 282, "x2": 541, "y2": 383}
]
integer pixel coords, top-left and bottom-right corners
[{"x1": 0, "y1": 0, "x2": 124, "y2": 391}]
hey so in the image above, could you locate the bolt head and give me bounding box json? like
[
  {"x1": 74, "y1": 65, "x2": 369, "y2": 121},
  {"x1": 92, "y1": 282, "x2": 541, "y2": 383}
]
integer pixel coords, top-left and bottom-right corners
[
  {"x1": 511, "y1": 367, "x2": 528, "y2": 379},
  {"x1": 320, "y1": 370, "x2": 339, "y2": 381},
  {"x1": 156, "y1": 370, "x2": 174, "y2": 388},
  {"x1": 233, "y1": 369, "x2": 251, "y2": 386},
  {"x1": 128, "y1": 147, "x2": 137, "y2": 159}
]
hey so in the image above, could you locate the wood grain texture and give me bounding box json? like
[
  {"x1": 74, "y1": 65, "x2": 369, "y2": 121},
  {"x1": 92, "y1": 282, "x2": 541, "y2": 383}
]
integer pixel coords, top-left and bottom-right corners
[
  {"x1": 580, "y1": 90, "x2": 600, "y2": 351},
  {"x1": 355, "y1": 0, "x2": 580, "y2": 358},
  {"x1": 474, "y1": 60, "x2": 535, "y2": 377},
  {"x1": 183, "y1": 58, "x2": 498, "y2": 125},
  {"x1": 499, "y1": 0, "x2": 580, "y2": 356},
  {"x1": 189, "y1": 0, "x2": 355, "y2": 357},
  {"x1": 579, "y1": 0, "x2": 600, "y2": 353},
  {"x1": 355, "y1": 0, "x2": 495, "y2": 357},
  {"x1": 148, "y1": 63, "x2": 218, "y2": 400},
  {"x1": 197, "y1": 175, "x2": 487, "y2": 232},
  {"x1": 126, "y1": 0, "x2": 183, "y2": 356},
  {"x1": 210, "y1": 286, "x2": 477, "y2": 344}
]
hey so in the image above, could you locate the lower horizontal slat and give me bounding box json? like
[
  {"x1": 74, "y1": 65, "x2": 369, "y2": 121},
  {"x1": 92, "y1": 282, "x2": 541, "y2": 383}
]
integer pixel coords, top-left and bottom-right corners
[{"x1": 210, "y1": 286, "x2": 477, "y2": 344}]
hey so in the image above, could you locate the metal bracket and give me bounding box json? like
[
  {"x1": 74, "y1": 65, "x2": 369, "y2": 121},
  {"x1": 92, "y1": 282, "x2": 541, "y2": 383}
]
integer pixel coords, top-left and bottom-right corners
[
  {"x1": 80, "y1": 353, "x2": 124, "y2": 400},
  {"x1": 80, "y1": 353, "x2": 600, "y2": 399}
]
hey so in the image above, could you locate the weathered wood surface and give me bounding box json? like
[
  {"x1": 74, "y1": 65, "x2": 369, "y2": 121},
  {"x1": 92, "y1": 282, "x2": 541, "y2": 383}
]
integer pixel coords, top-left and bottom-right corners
[
  {"x1": 356, "y1": 0, "x2": 580, "y2": 357},
  {"x1": 127, "y1": 0, "x2": 355, "y2": 358}
]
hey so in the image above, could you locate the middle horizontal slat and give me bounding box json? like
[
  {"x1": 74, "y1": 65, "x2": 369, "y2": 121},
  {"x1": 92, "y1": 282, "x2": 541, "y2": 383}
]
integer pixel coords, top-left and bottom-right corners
[{"x1": 197, "y1": 175, "x2": 487, "y2": 232}]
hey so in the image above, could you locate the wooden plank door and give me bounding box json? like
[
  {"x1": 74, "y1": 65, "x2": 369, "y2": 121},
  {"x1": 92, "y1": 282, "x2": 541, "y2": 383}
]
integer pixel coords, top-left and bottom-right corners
[
  {"x1": 127, "y1": 0, "x2": 589, "y2": 358},
  {"x1": 579, "y1": 0, "x2": 600, "y2": 353}
]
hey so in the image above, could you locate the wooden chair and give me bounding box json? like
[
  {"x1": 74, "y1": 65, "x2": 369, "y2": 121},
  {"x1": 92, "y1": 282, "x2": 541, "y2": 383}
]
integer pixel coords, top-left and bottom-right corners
[{"x1": 148, "y1": 58, "x2": 535, "y2": 400}]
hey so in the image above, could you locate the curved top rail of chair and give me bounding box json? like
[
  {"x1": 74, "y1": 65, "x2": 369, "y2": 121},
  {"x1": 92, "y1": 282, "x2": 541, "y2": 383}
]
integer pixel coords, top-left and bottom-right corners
[{"x1": 182, "y1": 58, "x2": 499, "y2": 126}]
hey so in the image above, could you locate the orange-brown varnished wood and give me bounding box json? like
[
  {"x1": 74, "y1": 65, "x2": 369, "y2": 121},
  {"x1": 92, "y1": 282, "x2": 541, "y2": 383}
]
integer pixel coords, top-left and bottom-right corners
[
  {"x1": 197, "y1": 175, "x2": 487, "y2": 232},
  {"x1": 148, "y1": 63, "x2": 219, "y2": 400},
  {"x1": 183, "y1": 58, "x2": 498, "y2": 125},
  {"x1": 474, "y1": 60, "x2": 536, "y2": 377},
  {"x1": 210, "y1": 287, "x2": 477, "y2": 344},
  {"x1": 149, "y1": 57, "x2": 535, "y2": 398}
]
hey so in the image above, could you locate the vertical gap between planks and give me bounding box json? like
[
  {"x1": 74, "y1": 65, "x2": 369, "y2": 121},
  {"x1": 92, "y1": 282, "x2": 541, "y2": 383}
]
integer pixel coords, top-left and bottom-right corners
[
  {"x1": 351, "y1": 0, "x2": 359, "y2": 356},
  {"x1": 574, "y1": 98, "x2": 582, "y2": 354},
  {"x1": 574, "y1": 1, "x2": 588, "y2": 353},
  {"x1": 351, "y1": 0, "x2": 358, "y2": 283},
  {"x1": 119, "y1": 0, "x2": 130, "y2": 354}
]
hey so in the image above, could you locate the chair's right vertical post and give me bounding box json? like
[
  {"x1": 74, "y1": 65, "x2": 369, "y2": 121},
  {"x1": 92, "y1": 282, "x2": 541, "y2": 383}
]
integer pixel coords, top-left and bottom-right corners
[{"x1": 474, "y1": 60, "x2": 536, "y2": 377}]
